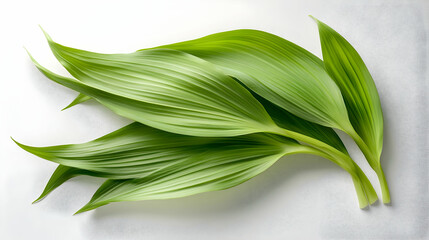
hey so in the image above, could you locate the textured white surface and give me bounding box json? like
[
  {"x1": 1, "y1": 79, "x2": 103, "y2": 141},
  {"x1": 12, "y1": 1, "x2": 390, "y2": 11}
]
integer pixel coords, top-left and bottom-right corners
[{"x1": 0, "y1": 0, "x2": 428, "y2": 239}]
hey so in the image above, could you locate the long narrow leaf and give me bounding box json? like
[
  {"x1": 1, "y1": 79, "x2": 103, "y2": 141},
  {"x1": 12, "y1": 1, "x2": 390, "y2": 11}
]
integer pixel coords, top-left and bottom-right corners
[
  {"x1": 60, "y1": 29, "x2": 354, "y2": 132},
  {"x1": 27, "y1": 96, "x2": 350, "y2": 201},
  {"x1": 38, "y1": 33, "x2": 354, "y2": 169},
  {"x1": 154, "y1": 30, "x2": 355, "y2": 132},
  {"x1": 17, "y1": 122, "x2": 357, "y2": 204},
  {"x1": 311, "y1": 17, "x2": 388, "y2": 203},
  {"x1": 75, "y1": 145, "x2": 307, "y2": 213},
  {"x1": 28, "y1": 34, "x2": 377, "y2": 207},
  {"x1": 28, "y1": 49, "x2": 276, "y2": 137},
  {"x1": 18, "y1": 124, "x2": 318, "y2": 211},
  {"x1": 44, "y1": 30, "x2": 359, "y2": 174},
  {"x1": 15, "y1": 123, "x2": 297, "y2": 179}
]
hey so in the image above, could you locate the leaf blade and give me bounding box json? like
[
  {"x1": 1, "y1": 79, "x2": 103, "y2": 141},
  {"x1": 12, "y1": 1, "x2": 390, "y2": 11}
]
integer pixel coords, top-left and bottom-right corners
[
  {"x1": 312, "y1": 17, "x2": 383, "y2": 161},
  {"x1": 75, "y1": 145, "x2": 305, "y2": 213},
  {"x1": 311, "y1": 17, "x2": 388, "y2": 202},
  {"x1": 15, "y1": 122, "x2": 298, "y2": 179},
  {"x1": 154, "y1": 29, "x2": 353, "y2": 131},
  {"x1": 28, "y1": 48, "x2": 276, "y2": 137}
]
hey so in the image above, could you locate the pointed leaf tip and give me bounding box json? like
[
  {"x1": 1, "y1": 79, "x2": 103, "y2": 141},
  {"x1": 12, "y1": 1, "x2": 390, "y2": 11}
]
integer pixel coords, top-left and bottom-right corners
[
  {"x1": 73, "y1": 208, "x2": 87, "y2": 215},
  {"x1": 11, "y1": 137, "x2": 25, "y2": 149},
  {"x1": 32, "y1": 196, "x2": 44, "y2": 204},
  {"x1": 61, "y1": 102, "x2": 75, "y2": 111},
  {"x1": 74, "y1": 202, "x2": 100, "y2": 215},
  {"x1": 308, "y1": 15, "x2": 316, "y2": 20},
  {"x1": 62, "y1": 93, "x2": 91, "y2": 111},
  {"x1": 39, "y1": 25, "x2": 52, "y2": 42}
]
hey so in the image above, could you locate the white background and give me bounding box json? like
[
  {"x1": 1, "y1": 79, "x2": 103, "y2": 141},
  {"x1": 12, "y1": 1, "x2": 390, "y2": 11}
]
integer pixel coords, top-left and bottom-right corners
[{"x1": 1, "y1": 0, "x2": 428, "y2": 239}]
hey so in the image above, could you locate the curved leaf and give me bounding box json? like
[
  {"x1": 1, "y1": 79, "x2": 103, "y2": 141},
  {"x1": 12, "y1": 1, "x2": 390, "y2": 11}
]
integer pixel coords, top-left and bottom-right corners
[
  {"x1": 75, "y1": 145, "x2": 304, "y2": 213},
  {"x1": 311, "y1": 17, "x2": 388, "y2": 203},
  {"x1": 15, "y1": 123, "x2": 297, "y2": 179},
  {"x1": 39, "y1": 34, "x2": 353, "y2": 165},
  {"x1": 18, "y1": 124, "x2": 320, "y2": 211},
  {"x1": 27, "y1": 33, "x2": 378, "y2": 207},
  {"x1": 28, "y1": 48, "x2": 276, "y2": 137},
  {"x1": 17, "y1": 121, "x2": 374, "y2": 207},
  {"x1": 67, "y1": 30, "x2": 354, "y2": 131},
  {"x1": 152, "y1": 29, "x2": 354, "y2": 132}
]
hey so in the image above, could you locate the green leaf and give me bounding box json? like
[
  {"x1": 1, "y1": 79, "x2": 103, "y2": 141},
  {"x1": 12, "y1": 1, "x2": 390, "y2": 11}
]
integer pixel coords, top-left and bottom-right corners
[
  {"x1": 28, "y1": 48, "x2": 276, "y2": 137},
  {"x1": 22, "y1": 98, "x2": 353, "y2": 203},
  {"x1": 16, "y1": 121, "x2": 365, "y2": 204},
  {"x1": 55, "y1": 30, "x2": 377, "y2": 204},
  {"x1": 28, "y1": 33, "x2": 378, "y2": 207},
  {"x1": 29, "y1": 39, "x2": 345, "y2": 160},
  {"x1": 75, "y1": 143, "x2": 306, "y2": 213},
  {"x1": 49, "y1": 29, "x2": 354, "y2": 132},
  {"x1": 38, "y1": 33, "x2": 353, "y2": 167},
  {"x1": 66, "y1": 81, "x2": 348, "y2": 155},
  {"x1": 14, "y1": 123, "x2": 298, "y2": 179},
  {"x1": 152, "y1": 30, "x2": 355, "y2": 133},
  {"x1": 18, "y1": 124, "x2": 323, "y2": 211},
  {"x1": 16, "y1": 122, "x2": 375, "y2": 208},
  {"x1": 311, "y1": 17, "x2": 388, "y2": 203}
]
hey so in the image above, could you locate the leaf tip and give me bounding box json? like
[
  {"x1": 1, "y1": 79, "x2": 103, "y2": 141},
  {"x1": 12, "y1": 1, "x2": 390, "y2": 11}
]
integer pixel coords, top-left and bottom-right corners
[
  {"x1": 74, "y1": 200, "x2": 110, "y2": 215},
  {"x1": 11, "y1": 137, "x2": 25, "y2": 149},
  {"x1": 39, "y1": 25, "x2": 53, "y2": 42},
  {"x1": 308, "y1": 15, "x2": 320, "y2": 24},
  {"x1": 61, "y1": 104, "x2": 72, "y2": 111},
  {"x1": 61, "y1": 98, "x2": 81, "y2": 111},
  {"x1": 24, "y1": 49, "x2": 39, "y2": 67},
  {"x1": 74, "y1": 204, "x2": 93, "y2": 215},
  {"x1": 11, "y1": 137, "x2": 45, "y2": 158},
  {"x1": 32, "y1": 196, "x2": 44, "y2": 204}
]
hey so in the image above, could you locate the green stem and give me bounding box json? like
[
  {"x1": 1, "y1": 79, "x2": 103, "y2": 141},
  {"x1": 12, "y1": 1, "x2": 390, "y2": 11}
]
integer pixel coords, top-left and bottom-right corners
[
  {"x1": 346, "y1": 129, "x2": 390, "y2": 204},
  {"x1": 270, "y1": 126, "x2": 352, "y2": 167},
  {"x1": 270, "y1": 126, "x2": 379, "y2": 207},
  {"x1": 351, "y1": 174, "x2": 369, "y2": 208},
  {"x1": 353, "y1": 162, "x2": 378, "y2": 204},
  {"x1": 300, "y1": 145, "x2": 377, "y2": 208},
  {"x1": 375, "y1": 166, "x2": 390, "y2": 204}
]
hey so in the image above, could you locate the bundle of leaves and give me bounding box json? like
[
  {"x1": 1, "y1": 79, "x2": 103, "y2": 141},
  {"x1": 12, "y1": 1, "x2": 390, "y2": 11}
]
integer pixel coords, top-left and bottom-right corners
[{"x1": 15, "y1": 17, "x2": 388, "y2": 214}]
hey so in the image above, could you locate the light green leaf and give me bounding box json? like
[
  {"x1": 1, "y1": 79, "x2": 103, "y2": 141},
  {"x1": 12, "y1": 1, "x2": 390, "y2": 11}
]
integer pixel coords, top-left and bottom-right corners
[
  {"x1": 16, "y1": 121, "x2": 364, "y2": 204},
  {"x1": 50, "y1": 28, "x2": 365, "y2": 174},
  {"x1": 17, "y1": 121, "x2": 374, "y2": 208},
  {"x1": 28, "y1": 48, "x2": 276, "y2": 137},
  {"x1": 75, "y1": 144, "x2": 305, "y2": 213},
  {"x1": 18, "y1": 124, "x2": 324, "y2": 212},
  {"x1": 23, "y1": 122, "x2": 303, "y2": 204},
  {"x1": 39, "y1": 33, "x2": 352, "y2": 167},
  {"x1": 28, "y1": 34, "x2": 377, "y2": 207},
  {"x1": 311, "y1": 17, "x2": 388, "y2": 203},
  {"x1": 152, "y1": 30, "x2": 355, "y2": 132},
  {"x1": 69, "y1": 30, "x2": 354, "y2": 131},
  {"x1": 29, "y1": 39, "x2": 346, "y2": 160},
  {"x1": 23, "y1": 95, "x2": 351, "y2": 203},
  {"x1": 15, "y1": 123, "x2": 297, "y2": 179}
]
